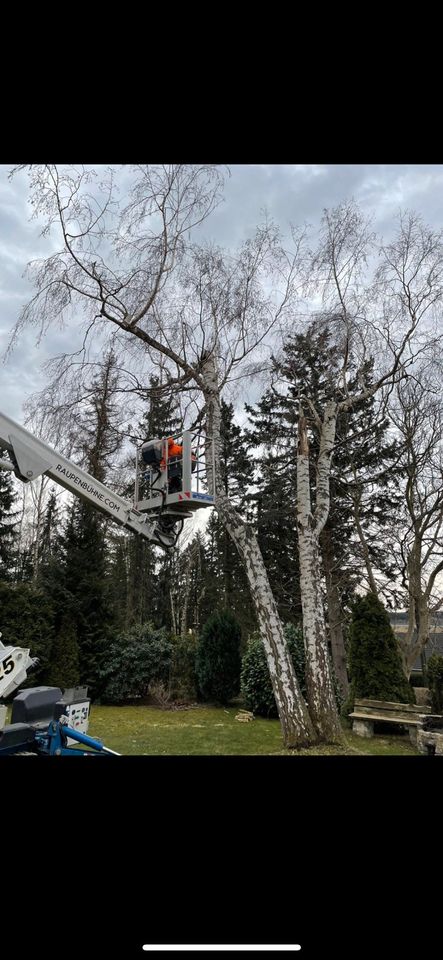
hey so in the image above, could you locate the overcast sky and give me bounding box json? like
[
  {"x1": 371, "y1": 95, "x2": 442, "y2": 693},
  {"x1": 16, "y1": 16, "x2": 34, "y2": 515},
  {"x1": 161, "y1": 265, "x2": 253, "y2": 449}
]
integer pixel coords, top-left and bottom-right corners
[{"x1": 2, "y1": 163, "x2": 443, "y2": 423}]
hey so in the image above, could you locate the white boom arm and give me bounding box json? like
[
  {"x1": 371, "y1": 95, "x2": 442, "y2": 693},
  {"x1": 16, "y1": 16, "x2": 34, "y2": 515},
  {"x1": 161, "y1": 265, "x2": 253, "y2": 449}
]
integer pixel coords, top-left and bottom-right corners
[
  {"x1": 0, "y1": 635, "x2": 38, "y2": 700},
  {"x1": 0, "y1": 411, "x2": 198, "y2": 701},
  {"x1": 0, "y1": 409, "x2": 177, "y2": 549}
]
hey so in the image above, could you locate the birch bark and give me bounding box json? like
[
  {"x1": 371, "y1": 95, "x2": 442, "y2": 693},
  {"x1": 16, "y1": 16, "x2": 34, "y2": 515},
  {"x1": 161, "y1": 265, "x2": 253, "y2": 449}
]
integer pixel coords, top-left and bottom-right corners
[
  {"x1": 202, "y1": 356, "x2": 315, "y2": 748},
  {"x1": 296, "y1": 409, "x2": 342, "y2": 740}
]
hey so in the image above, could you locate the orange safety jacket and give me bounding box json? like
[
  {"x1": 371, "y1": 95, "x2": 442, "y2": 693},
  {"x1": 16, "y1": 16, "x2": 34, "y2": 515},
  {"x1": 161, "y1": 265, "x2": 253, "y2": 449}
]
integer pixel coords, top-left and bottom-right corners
[{"x1": 160, "y1": 438, "x2": 196, "y2": 471}]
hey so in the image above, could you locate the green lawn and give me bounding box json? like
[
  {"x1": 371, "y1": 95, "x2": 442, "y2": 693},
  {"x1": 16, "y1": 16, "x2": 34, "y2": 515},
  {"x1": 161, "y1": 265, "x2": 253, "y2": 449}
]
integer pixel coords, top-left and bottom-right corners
[{"x1": 86, "y1": 704, "x2": 419, "y2": 755}]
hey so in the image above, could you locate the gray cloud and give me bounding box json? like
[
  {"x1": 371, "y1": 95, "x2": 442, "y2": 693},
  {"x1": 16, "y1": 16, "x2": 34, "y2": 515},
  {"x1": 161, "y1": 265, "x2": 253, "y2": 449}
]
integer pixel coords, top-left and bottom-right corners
[{"x1": 2, "y1": 163, "x2": 443, "y2": 423}]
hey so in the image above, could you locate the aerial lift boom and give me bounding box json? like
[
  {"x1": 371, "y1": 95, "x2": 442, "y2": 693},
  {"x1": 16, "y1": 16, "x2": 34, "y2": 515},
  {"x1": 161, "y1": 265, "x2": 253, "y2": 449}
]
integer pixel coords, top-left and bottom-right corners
[
  {"x1": 0, "y1": 409, "x2": 180, "y2": 549},
  {"x1": 0, "y1": 409, "x2": 214, "y2": 752}
]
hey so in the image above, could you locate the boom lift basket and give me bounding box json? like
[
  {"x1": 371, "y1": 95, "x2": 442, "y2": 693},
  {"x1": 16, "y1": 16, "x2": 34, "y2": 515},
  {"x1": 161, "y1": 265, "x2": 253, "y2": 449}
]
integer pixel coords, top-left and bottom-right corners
[{"x1": 136, "y1": 430, "x2": 215, "y2": 516}]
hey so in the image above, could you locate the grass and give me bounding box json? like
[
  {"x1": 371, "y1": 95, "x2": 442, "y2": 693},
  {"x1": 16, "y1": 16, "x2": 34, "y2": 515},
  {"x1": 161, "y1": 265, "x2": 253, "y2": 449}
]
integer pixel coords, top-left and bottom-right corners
[{"x1": 86, "y1": 704, "x2": 420, "y2": 755}]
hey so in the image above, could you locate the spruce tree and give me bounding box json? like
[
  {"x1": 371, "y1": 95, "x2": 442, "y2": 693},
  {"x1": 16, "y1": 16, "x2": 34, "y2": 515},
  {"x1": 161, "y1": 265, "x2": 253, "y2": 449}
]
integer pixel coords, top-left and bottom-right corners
[
  {"x1": 106, "y1": 535, "x2": 129, "y2": 633},
  {"x1": 245, "y1": 392, "x2": 301, "y2": 624},
  {"x1": 47, "y1": 615, "x2": 80, "y2": 689},
  {"x1": 347, "y1": 592, "x2": 414, "y2": 707},
  {"x1": 196, "y1": 609, "x2": 242, "y2": 704},
  {"x1": 37, "y1": 491, "x2": 82, "y2": 690},
  {"x1": 59, "y1": 352, "x2": 121, "y2": 696},
  {"x1": 61, "y1": 500, "x2": 112, "y2": 697},
  {"x1": 246, "y1": 326, "x2": 403, "y2": 693},
  {"x1": 203, "y1": 401, "x2": 256, "y2": 638},
  {"x1": 0, "y1": 580, "x2": 54, "y2": 685},
  {"x1": 38, "y1": 489, "x2": 59, "y2": 570}
]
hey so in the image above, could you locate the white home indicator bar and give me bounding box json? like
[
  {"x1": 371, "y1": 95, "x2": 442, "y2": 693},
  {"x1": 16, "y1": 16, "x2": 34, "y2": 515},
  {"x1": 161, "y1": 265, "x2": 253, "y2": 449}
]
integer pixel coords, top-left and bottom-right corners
[{"x1": 142, "y1": 947, "x2": 301, "y2": 953}]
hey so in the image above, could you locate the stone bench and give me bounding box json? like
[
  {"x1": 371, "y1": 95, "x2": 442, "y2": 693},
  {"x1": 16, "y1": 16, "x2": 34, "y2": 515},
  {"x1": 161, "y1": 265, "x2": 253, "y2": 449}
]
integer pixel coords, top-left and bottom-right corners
[
  {"x1": 416, "y1": 715, "x2": 443, "y2": 755},
  {"x1": 349, "y1": 698, "x2": 431, "y2": 744}
]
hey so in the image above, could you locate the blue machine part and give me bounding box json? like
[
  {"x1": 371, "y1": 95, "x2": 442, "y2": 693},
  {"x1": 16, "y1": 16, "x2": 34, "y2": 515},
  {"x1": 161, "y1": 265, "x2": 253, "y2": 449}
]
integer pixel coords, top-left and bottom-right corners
[
  {"x1": 35, "y1": 718, "x2": 120, "y2": 756},
  {"x1": 0, "y1": 685, "x2": 120, "y2": 756}
]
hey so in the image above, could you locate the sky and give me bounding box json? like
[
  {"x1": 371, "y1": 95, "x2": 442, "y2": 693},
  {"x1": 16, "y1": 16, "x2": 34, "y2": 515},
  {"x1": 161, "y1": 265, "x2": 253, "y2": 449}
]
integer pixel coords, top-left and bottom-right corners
[{"x1": 2, "y1": 162, "x2": 443, "y2": 426}]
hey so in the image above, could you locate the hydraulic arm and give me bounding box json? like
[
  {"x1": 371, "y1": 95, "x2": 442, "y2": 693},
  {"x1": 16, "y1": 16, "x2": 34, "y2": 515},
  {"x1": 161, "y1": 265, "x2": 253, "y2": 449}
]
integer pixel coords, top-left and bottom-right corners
[
  {"x1": 0, "y1": 408, "x2": 214, "y2": 735},
  {"x1": 0, "y1": 410, "x2": 178, "y2": 548}
]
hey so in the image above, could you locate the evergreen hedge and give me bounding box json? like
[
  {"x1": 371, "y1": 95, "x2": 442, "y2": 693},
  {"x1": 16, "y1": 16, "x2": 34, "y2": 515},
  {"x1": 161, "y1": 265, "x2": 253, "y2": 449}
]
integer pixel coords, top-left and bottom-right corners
[
  {"x1": 427, "y1": 653, "x2": 443, "y2": 713},
  {"x1": 344, "y1": 592, "x2": 415, "y2": 716}
]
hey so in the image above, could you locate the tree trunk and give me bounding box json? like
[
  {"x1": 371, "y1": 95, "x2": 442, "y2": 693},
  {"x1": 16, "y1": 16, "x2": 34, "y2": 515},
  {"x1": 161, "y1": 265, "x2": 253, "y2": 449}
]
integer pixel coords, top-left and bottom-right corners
[
  {"x1": 181, "y1": 542, "x2": 198, "y2": 638},
  {"x1": 350, "y1": 485, "x2": 379, "y2": 596},
  {"x1": 401, "y1": 595, "x2": 430, "y2": 679},
  {"x1": 170, "y1": 589, "x2": 178, "y2": 636},
  {"x1": 297, "y1": 414, "x2": 342, "y2": 741},
  {"x1": 202, "y1": 357, "x2": 315, "y2": 748},
  {"x1": 32, "y1": 477, "x2": 46, "y2": 583},
  {"x1": 398, "y1": 549, "x2": 431, "y2": 679},
  {"x1": 321, "y1": 526, "x2": 349, "y2": 697}
]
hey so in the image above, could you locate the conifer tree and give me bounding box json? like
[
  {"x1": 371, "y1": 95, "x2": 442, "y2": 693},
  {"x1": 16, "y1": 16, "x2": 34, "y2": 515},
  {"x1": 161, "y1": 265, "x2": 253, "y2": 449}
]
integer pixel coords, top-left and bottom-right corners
[
  {"x1": 246, "y1": 326, "x2": 402, "y2": 696},
  {"x1": 60, "y1": 352, "x2": 121, "y2": 695},
  {"x1": 47, "y1": 615, "x2": 80, "y2": 689},
  {"x1": 203, "y1": 400, "x2": 255, "y2": 637},
  {"x1": 0, "y1": 580, "x2": 54, "y2": 684},
  {"x1": 196, "y1": 609, "x2": 242, "y2": 704},
  {"x1": 346, "y1": 592, "x2": 414, "y2": 707},
  {"x1": 245, "y1": 392, "x2": 301, "y2": 625}
]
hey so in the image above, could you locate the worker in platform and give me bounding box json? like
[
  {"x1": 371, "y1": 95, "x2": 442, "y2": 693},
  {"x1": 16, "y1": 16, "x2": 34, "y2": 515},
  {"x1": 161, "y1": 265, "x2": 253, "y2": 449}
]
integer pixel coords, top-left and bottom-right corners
[{"x1": 161, "y1": 438, "x2": 196, "y2": 493}]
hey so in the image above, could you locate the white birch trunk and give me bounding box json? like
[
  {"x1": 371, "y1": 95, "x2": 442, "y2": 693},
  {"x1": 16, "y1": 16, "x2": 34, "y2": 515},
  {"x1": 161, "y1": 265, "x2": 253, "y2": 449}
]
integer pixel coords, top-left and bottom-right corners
[
  {"x1": 296, "y1": 411, "x2": 341, "y2": 740},
  {"x1": 201, "y1": 356, "x2": 315, "y2": 748}
]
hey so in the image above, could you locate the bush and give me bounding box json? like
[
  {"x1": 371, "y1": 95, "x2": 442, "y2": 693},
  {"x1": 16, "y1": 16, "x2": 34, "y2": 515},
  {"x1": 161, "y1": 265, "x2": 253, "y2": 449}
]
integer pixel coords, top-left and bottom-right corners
[
  {"x1": 241, "y1": 624, "x2": 306, "y2": 718},
  {"x1": 344, "y1": 592, "x2": 415, "y2": 716},
  {"x1": 196, "y1": 610, "x2": 242, "y2": 704},
  {"x1": 148, "y1": 680, "x2": 172, "y2": 707},
  {"x1": 99, "y1": 623, "x2": 172, "y2": 704},
  {"x1": 427, "y1": 653, "x2": 443, "y2": 713}
]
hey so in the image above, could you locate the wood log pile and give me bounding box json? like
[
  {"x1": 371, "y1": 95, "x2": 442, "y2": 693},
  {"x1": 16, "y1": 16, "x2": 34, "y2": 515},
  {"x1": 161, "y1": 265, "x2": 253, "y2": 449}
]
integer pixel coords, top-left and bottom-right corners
[{"x1": 235, "y1": 709, "x2": 254, "y2": 722}]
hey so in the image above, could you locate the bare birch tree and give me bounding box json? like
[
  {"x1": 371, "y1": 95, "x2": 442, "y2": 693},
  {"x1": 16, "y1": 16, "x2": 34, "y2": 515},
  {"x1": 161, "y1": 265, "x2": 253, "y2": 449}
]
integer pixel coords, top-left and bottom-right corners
[
  {"x1": 294, "y1": 204, "x2": 443, "y2": 738},
  {"x1": 10, "y1": 164, "x2": 315, "y2": 747},
  {"x1": 12, "y1": 168, "x2": 443, "y2": 745},
  {"x1": 388, "y1": 371, "x2": 443, "y2": 677}
]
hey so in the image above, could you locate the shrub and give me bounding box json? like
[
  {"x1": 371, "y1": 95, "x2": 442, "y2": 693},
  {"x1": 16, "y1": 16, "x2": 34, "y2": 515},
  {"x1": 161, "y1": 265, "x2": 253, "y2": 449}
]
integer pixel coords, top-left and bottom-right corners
[
  {"x1": 196, "y1": 610, "x2": 242, "y2": 704},
  {"x1": 148, "y1": 680, "x2": 172, "y2": 707},
  {"x1": 344, "y1": 592, "x2": 415, "y2": 716},
  {"x1": 99, "y1": 623, "x2": 172, "y2": 704},
  {"x1": 427, "y1": 653, "x2": 443, "y2": 713},
  {"x1": 241, "y1": 624, "x2": 306, "y2": 718}
]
